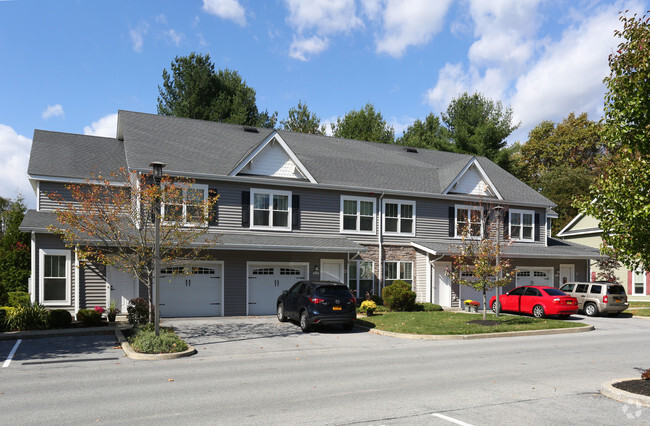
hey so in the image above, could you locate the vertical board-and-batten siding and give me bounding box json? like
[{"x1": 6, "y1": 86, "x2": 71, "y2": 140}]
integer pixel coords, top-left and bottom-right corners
[
  {"x1": 34, "y1": 233, "x2": 76, "y2": 311},
  {"x1": 415, "y1": 249, "x2": 428, "y2": 302}
]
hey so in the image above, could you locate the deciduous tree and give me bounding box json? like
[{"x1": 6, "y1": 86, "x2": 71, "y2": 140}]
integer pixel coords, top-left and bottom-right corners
[
  {"x1": 157, "y1": 52, "x2": 276, "y2": 128},
  {"x1": 0, "y1": 197, "x2": 30, "y2": 299},
  {"x1": 280, "y1": 101, "x2": 323, "y2": 135},
  {"x1": 332, "y1": 103, "x2": 395, "y2": 143},
  {"x1": 49, "y1": 168, "x2": 219, "y2": 322},
  {"x1": 580, "y1": 11, "x2": 650, "y2": 271}
]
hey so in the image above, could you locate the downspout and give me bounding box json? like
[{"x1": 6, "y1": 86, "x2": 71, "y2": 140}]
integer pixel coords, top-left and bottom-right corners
[
  {"x1": 30, "y1": 231, "x2": 36, "y2": 303},
  {"x1": 74, "y1": 246, "x2": 80, "y2": 314},
  {"x1": 377, "y1": 192, "x2": 385, "y2": 296}
]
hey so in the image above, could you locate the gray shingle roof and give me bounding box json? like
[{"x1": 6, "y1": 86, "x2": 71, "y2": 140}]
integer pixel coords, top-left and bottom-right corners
[
  {"x1": 28, "y1": 130, "x2": 126, "y2": 180},
  {"x1": 29, "y1": 110, "x2": 554, "y2": 207},
  {"x1": 412, "y1": 238, "x2": 604, "y2": 259}
]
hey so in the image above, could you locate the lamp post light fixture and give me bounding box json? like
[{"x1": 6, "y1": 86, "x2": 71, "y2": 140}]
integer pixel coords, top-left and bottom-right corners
[
  {"x1": 150, "y1": 161, "x2": 166, "y2": 336},
  {"x1": 493, "y1": 205, "x2": 503, "y2": 318}
]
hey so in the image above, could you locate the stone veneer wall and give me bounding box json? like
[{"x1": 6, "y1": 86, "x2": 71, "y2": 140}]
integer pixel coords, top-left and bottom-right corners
[{"x1": 353, "y1": 244, "x2": 417, "y2": 294}]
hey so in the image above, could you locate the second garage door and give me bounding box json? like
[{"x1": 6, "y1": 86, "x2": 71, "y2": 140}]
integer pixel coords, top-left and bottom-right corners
[
  {"x1": 159, "y1": 264, "x2": 223, "y2": 317},
  {"x1": 515, "y1": 267, "x2": 554, "y2": 287},
  {"x1": 247, "y1": 263, "x2": 308, "y2": 315}
]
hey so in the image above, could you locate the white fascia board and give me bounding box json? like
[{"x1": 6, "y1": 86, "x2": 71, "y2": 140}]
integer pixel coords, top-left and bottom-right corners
[
  {"x1": 227, "y1": 131, "x2": 318, "y2": 184},
  {"x1": 410, "y1": 242, "x2": 438, "y2": 255},
  {"x1": 442, "y1": 157, "x2": 503, "y2": 200},
  {"x1": 557, "y1": 212, "x2": 586, "y2": 237}
]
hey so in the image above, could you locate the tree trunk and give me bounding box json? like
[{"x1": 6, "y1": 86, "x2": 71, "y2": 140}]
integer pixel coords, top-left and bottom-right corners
[
  {"x1": 482, "y1": 288, "x2": 487, "y2": 321},
  {"x1": 146, "y1": 275, "x2": 153, "y2": 323}
]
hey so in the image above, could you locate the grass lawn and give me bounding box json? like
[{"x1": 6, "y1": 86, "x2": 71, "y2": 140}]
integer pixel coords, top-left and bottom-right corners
[
  {"x1": 629, "y1": 309, "x2": 650, "y2": 317},
  {"x1": 629, "y1": 301, "x2": 650, "y2": 308},
  {"x1": 356, "y1": 311, "x2": 587, "y2": 335}
]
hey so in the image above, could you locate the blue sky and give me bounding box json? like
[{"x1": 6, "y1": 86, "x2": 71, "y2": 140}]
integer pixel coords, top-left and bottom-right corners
[{"x1": 1, "y1": 0, "x2": 647, "y2": 208}]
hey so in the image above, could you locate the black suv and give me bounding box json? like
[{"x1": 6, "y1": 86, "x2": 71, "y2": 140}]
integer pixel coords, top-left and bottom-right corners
[{"x1": 276, "y1": 281, "x2": 356, "y2": 332}]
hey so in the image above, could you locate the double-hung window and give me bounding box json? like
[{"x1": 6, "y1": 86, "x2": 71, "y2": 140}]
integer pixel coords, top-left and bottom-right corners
[
  {"x1": 39, "y1": 249, "x2": 71, "y2": 305},
  {"x1": 162, "y1": 183, "x2": 209, "y2": 225},
  {"x1": 348, "y1": 261, "x2": 374, "y2": 298},
  {"x1": 341, "y1": 196, "x2": 376, "y2": 234},
  {"x1": 384, "y1": 261, "x2": 413, "y2": 286},
  {"x1": 383, "y1": 200, "x2": 415, "y2": 235},
  {"x1": 455, "y1": 205, "x2": 483, "y2": 238},
  {"x1": 251, "y1": 188, "x2": 291, "y2": 230},
  {"x1": 509, "y1": 209, "x2": 534, "y2": 241},
  {"x1": 634, "y1": 270, "x2": 647, "y2": 295}
]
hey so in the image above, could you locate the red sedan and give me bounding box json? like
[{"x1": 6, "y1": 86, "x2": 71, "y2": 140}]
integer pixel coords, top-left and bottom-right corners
[{"x1": 489, "y1": 286, "x2": 578, "y2": 319}]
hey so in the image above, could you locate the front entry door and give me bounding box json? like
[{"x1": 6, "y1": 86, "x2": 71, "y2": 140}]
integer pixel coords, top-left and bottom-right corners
[
  {"x1": 321, "y1": 259, "x2": 344, "y2": 283},
  {"x1": 433, "y1": 262, "x2": 452, "y2": 307},
  {"x1": 560, "y1": 264, "x2": 575, "y2": 286},
  {"x1": 107, "y1": 266, "x2": 137, "y2": 313}
]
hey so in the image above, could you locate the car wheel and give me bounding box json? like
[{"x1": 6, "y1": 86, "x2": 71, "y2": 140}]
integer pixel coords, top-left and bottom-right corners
[
  {"x1": 342, "y1": 322, "x2": 354, "y2": 331},
  {"x1": 277, "y1": 303, "x2": 288, "y2": 322},
  {"x1": 299, "y1": 310, "x2": 311, "y2": 332},
  {"x1": 532, "y1": 305, "x2": 545, "y2": 318},
  {"x1": 491, "y1": 301, "x2": 497, "y2": 313},
  {"x1": 584, "y1": 303, "x2": 598, "y2": 317}
]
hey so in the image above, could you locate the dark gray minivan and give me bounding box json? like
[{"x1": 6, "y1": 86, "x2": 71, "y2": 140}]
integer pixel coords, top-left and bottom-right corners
[{"x1": 559, "y1": 282, "x2": 628, "y2": 316}]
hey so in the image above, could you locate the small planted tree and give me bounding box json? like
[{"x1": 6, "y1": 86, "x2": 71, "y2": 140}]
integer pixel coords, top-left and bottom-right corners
[
  {"x1": 447, "y1": 212, "x2": 514, "y2": 321},
  {"x1": 49, "y1": 167, "x2": 219, "y2": 323}
]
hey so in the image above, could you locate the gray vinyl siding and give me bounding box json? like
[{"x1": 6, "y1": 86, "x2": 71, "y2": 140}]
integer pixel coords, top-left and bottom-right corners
[
  {"x1": 38, "y1": 181, "x2": 76, "y2": 211},
  {"x1": 34, "y1": 233, "x2": 76, "y2": 311},
  {"x1": 415, "y1": 249, "x2": 428, "y2": 302},
  {"x1": 79, "y1": 263, "x2": 106, "y2": 309}
]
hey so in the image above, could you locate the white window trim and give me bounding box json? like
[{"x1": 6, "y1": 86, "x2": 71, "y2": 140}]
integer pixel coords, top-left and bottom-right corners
[
  {"x1": 161, "y1": 183, "x2": 209, "y2": 227},
  {"x1": 384, "y1": 260, "x2": 414, "y2": 284},
  {"x1": 250, "y1": 188, "x2": 292, "y2": 231},
  {"x1": 39, "y1": 248, "x2": 71, "y2": 306},
  {"x1": 340, "y1": 196, "x2": 376, "y2": 235},
  {"x1": 382, "y1": 199, "x2": 416, "y2": 236},
  {"x1": 633, "y1": 270, "x2": 647, "y2": 295},
  {"x1": 454, "y1": 204, "x2": 484, "y2": 239},
  {"x1": 348, "y1": 260, "x2": 374, "y2": 296},
  {"x1": 509, "y1": 209, "x2": 535, "y2": 242}
]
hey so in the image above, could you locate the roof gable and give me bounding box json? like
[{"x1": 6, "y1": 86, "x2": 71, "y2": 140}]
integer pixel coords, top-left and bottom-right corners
[
  {"x1": 443, "y1": 158, "x2": 502, "y2": 199},
  {"x1": 229, "y1": 133, "x2": 316, "y2": 183}
]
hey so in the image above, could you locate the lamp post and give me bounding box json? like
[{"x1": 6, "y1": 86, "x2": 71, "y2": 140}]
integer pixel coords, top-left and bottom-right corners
[
  {"x1": 493, "y1": 205, "x2": 503, "y2": 318},
  {"x1": 150, "y1": 161, "x2": 166, "y2": 337}
]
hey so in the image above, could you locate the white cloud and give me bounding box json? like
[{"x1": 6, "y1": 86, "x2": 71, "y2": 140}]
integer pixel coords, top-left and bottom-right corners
[
  {"x1": 166, "y1": 29, "x2": 185, "y2": 46},
  {"x1": 285, "y1": 0, "x2": 363, "y2": 35},
  {"x1": 83, "y1": 113, "x2": 118, "y2": 138},
  {"x1": 129, "y1": 22, "x2": 149, "y2": 53},
  {"x1": 509, "y1": 3, "x2": 628, "y2": 142},
  {"x1": 0, "y1": 124, "x2": 33, "y2": 206},
  {"x1": 375, "y1": 0, "x2": 453, "y2": 58},
  {"x1": 202, "y1": 0, "x2": 247, "y2": 26},
  {"x1": 42, "y1": 104, "x2": 64, "y2": 120},
  {"x1": 289, "y1": 36, "x2": 329, "y2": 61}
]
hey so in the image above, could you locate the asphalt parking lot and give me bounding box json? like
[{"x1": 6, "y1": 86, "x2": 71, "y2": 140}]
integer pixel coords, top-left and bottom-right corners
[{"x1": 0, "y1": 332, "x2": 122, "y2": 369}]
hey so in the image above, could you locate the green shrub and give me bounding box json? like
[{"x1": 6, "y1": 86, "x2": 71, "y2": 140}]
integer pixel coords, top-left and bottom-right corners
[
  {"x1": 76, "y1": 309, "x2": 101, "y2": 326},
  {"x1": 0, "y1": 286, "x2": 7, "y2": 307},
  {"x1": 370, "y1": 294, "x2": 384, "y2": 306},
  {"x1": 8, "y1": 291, "x2": 30, "y2": 308},
  {"x1": 49, "y1": 309, "x2": 72, "y2": 328},
  {"x1": 416, "y1": 303, "x2": 443, "y2": 312},
  {"x1": 5, "y1": 303, "x2": 50, "y2": 331},
  {"x1": 382, "y1": 280, "x2": 417, "y2": 312},
  {"x1": 127, "y1": 297, "x2": 149, "y2": 325},
  {"x1": 128, "y1": 326, "x2": 188, "y2": 354}
]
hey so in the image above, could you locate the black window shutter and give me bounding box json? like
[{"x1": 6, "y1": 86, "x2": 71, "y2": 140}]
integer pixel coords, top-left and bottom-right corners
[
  {"x1": 241, "y1": 191, "x2": 250, "y2": 227},
  {"x1": 208, "y1": 187, "x2": 218, "y2": 226},
  {"x1": 292, "y1": 194, "x2": 300, "y2": 230},
  {"x1": 448, "y1": 206, "x2": 455, "y2": 237},
  {"x1": 503, "y1": 211, "x2": 509, "y2": 239},
  {"x1": 535, "y1": 213, "x2": 541, "y2": 241},
  {"x1": 484, "y1": 207, "x2": 490, "y2": 237}
]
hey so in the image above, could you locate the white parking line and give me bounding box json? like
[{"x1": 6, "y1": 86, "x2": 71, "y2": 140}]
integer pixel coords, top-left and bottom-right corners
[
  {"x1": 2, "y1": 339, "x2": 22, "y2": 368},
  {"x1": 432, "y1": 413, "x2": 475, "y2": 426}
]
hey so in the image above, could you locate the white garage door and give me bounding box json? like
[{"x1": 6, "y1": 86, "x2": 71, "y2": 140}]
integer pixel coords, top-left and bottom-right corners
[
  {"x1": 515, "y1": 268, "x2": 554, "y2": 287},
  {"x1": 247, "y1": 263, "x2": 308, "y2": 315},
  {"x1": 159, "y1": 264, "x2": 223, "y2": 317}
]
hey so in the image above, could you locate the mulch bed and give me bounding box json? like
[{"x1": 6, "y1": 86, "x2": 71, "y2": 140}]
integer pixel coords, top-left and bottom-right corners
[
  {"x1": 467, "y1": 320, "x2": 500, "y2": 326},
  {"x1": 613, "y1": 379, "x2": 650, "y2": 397}
]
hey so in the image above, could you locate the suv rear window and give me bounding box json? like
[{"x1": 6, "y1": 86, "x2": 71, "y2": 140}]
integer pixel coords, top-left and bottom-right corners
[
  {"x1": 314, "y1": 286, "x2": 352, "y2": 298},
  {"x1": 608, "y1": 285, "x2": 626, "y2": 295}
]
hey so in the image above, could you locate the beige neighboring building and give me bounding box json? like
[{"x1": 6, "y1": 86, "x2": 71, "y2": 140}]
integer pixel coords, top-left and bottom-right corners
[{"x1": 558, "y1": 213, "x2": 650, "y2": 301}]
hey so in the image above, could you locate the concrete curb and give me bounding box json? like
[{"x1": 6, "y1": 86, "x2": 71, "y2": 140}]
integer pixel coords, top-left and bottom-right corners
[
  {"x1": 355, "y1": 324, "x2": 594, "y2": 340},
  {"x1": 0, "y1": 326, "x2": 119, "y2": 341},
  {"x1": 114, "y1": 328, "x2": 197, "y2": 361},
  {"x1": 601, "y1": 378, "x2": 650, "y2": 408}
]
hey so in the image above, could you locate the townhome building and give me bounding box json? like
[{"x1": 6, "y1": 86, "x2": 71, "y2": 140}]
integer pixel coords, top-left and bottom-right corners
[{"x1": 20, "y1": 110, "x2": 602, "y2": 317}]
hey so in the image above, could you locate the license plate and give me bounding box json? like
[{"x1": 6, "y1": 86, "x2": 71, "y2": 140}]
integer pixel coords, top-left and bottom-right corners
[
  {"x1": 615, "y1": 298, "x2": 621, "y2": 302},
  {"x1": 566, "y1": 301, "x2": 573, "y2": 304},
  {"x1": 333, "y1": 306, "x2": 342, "y2": 310}
]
